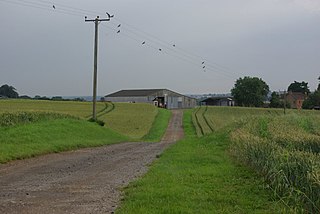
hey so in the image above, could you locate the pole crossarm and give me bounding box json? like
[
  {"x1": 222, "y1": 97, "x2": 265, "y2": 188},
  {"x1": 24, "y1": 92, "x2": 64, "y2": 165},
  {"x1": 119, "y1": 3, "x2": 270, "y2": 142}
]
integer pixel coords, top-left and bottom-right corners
[{"x1": 85, "y1": 13, "x2": 113, "y2": 121}]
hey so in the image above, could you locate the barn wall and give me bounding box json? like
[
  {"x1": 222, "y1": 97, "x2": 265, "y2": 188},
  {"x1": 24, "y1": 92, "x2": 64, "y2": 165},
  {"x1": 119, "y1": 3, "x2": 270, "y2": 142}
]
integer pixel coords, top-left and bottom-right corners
[
  {"x1": 105, "y1": 96, "x2": 151, "y2": 103},
  {"x1": 105, "y1": 89, "x2": 197, "y2": 109}
]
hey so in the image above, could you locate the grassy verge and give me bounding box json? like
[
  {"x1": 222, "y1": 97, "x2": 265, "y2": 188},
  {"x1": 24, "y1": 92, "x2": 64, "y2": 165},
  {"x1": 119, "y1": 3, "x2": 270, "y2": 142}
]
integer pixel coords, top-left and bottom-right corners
[
  {"x1": 117, "y1": 110, "x2": 284, "y2": 213},
  {"x1": 142, "y1": 108, "x2": 171, "y2": 142},
  {"x1": 0, "y1": 119, "x2": 128, "y2": 163}
]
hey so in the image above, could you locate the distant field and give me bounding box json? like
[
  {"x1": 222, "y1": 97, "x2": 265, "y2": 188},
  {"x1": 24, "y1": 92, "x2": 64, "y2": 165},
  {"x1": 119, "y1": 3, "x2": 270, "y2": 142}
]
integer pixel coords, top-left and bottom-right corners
[
  {"x1": 0, "y1": 100, "x2": 170, "y2": 163},
  {"x1": 99, "y1": 103, "x2": 159, "y2": 140},
  {"x1": 0, "y1": 100, "x2": 169, "y2": 140},
  {"x1": 0, "y1": 99, "x2": 106, "y2": 118},
  {"x1": 193, "y1": 106, "x2": 320, "y2": 212}
]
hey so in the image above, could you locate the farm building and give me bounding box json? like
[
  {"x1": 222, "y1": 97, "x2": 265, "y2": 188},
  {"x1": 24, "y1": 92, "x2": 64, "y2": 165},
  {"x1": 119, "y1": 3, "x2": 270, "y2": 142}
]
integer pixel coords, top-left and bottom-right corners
[
  {"x1": 201, "y1": 96, "x2": 235, "y2": 106},
  {"x1": 104, "y1": 89, "x2": 197, "y2": 109},
  {"x1": 285, "y1": 91, "x2": 307, "y2": 109}
]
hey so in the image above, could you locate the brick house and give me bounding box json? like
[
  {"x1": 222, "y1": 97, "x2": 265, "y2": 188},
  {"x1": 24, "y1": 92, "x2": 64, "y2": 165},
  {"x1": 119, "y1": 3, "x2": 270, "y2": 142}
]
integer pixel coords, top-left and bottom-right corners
[{"x1": 286, "y1": 91, "x2": 307, "y2": 109}]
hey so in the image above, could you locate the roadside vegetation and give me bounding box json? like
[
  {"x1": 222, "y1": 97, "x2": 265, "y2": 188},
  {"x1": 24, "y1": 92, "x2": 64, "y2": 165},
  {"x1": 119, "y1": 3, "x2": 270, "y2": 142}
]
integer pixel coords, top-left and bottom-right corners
[
  {"x1": 0, "y1": 101, "x2": 170, "y2": 163},
  {"x1": 117, "y1": 110, "x2": 286, "y2": 213},
  {"x1": 142, "y1": 108, "x2": 171, "y2": 142},
  {"x1": 118, "y1": 107, "x2": 320, "y2": 213},
  {"x1": 195, "y1": 106, "x2": 320, "y2": 212},
  {"x1": 0, "y1": 116, "x2": 128, "y2": 163}
]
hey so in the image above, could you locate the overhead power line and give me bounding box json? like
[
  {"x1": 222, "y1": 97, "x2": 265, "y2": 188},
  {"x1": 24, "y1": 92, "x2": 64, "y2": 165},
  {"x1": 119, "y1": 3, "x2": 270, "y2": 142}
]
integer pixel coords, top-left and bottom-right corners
[{"x1": 0, "y1": 0, "x2": 241, "y2": 79}]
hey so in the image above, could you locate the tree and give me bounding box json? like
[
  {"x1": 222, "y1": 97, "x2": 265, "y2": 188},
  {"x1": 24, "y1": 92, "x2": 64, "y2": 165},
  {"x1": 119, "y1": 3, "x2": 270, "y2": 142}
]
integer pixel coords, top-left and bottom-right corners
[
  {"x1": 303, "y1": 77, "x2": 320, "y2": 109},
  {"x1": 287, "y1": 81, "x2": 310, "y2": 94},
  {"x1": 231, "y1": 76, "x2": 269, "y2": 107},
  {"x1": 302, "y1": 91, "x2": 320, "y2": 109},
  {"x1": 270, "y1": 92, "x2": 281, "y2": 108},
  {"x1": 0, "y1": 84, "x2": 19, "y2": 98}
]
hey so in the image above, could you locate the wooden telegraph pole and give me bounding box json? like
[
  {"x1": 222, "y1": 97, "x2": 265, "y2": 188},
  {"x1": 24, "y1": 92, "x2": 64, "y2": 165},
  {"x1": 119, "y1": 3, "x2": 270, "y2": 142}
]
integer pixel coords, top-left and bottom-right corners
[
  {"x1": 85, "y1": 13, "x2": 113, "y2": 120},
  {"x1": 283, "y1": 90, "x2": 287, "y2": 115}
]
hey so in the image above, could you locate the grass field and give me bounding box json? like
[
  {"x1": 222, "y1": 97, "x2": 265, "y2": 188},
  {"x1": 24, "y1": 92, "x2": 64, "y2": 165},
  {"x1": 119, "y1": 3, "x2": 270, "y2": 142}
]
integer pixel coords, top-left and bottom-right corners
[
  {"x1": 0, "y1": 99, "x2": 106, "y2": 118},
  {"x1": 0, "y1": 117, "x2": 128, "y2": 163},
  {"x1": 196, "y1": 106, "x2": 320, "y2": 212},
  {"x1": 99, "y1": 103, "x2": 159, "y2": 140},
  {"x1": 117, "y1": 110, "x2": 285, "y2": 213},
  {"x1": 0, "y1": 100, "x2": 170, "y2": 163},
  {"x1": 0, "y1": 100, "x2": 170, "y2": 140}
]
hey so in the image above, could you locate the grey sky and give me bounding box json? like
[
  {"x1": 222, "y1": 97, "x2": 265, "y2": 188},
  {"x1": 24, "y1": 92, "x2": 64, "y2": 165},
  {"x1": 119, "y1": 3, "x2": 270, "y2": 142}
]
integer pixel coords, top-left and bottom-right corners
[{"x1": 1, "y1": 0, "x2": 319, "y2": 96}]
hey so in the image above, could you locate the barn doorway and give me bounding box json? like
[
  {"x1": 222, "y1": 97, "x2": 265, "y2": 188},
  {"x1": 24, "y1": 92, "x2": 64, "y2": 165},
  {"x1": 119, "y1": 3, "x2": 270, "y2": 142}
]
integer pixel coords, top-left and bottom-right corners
[{"x1": 153, "y1": 97, "x2": 165, "y2": 108}]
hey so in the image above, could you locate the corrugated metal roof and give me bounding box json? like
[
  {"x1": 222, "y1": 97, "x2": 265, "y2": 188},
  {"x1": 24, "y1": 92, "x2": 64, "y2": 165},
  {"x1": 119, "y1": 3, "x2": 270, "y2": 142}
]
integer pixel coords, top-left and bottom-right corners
[{"x1": 105, "y1": 89, "x2": 164, "y2": 97}]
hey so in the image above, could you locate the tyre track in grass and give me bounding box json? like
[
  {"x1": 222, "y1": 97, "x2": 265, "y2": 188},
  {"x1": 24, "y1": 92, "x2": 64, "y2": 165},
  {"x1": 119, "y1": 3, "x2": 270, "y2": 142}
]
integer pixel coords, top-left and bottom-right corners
[{"x1": 0, "y1": 110, "x2": 184, "y2": 214}]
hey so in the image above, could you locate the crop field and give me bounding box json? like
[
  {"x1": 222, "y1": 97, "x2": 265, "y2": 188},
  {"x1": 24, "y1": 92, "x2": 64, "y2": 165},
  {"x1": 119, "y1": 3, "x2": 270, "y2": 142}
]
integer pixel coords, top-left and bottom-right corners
[
  {"x1": 0, "y1": 100, "x2": 170, "y2": 163},
  {"x1": 0, "y1": 100, "x2": 165, "y2": 140},
  {"x1": 0, "y1": 99, "x2": 106, "y2": 118},
  {"x1": 193, "y1": 106, "x2": 320, "y2": 212},
  {"x1": 99, "y1": 103, "x2": 159, "y2": 139}
]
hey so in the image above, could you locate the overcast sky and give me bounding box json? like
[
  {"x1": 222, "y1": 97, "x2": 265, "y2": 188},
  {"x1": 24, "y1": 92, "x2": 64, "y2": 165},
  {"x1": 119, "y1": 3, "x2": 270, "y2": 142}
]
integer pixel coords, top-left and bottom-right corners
[{"x1": 1, "y1": 0, "x2": 319, "y2": 96}]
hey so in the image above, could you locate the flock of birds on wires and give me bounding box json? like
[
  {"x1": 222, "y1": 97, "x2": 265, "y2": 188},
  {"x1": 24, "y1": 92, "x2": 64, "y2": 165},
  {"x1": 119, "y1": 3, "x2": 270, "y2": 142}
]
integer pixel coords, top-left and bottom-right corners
[{"x1": 0, "y1": 0, "x2": 239, "y2": 79}]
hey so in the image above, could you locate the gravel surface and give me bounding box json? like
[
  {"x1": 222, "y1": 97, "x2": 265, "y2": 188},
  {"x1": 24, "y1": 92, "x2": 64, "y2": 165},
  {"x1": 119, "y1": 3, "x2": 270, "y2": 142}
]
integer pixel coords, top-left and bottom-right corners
[{"x1": 0, "y1": 110, "x2": 184, "y2": 214}]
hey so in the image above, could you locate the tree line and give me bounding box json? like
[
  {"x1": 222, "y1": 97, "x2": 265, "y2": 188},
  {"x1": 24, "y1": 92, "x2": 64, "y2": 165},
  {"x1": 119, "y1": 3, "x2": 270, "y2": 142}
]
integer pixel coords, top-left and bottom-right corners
[
  {"x1": 231, "y1": 76, "x2": 320, "y2": 109},
  {"x1": 0, "y1": 84, "x2": 85, "y2": 101}
]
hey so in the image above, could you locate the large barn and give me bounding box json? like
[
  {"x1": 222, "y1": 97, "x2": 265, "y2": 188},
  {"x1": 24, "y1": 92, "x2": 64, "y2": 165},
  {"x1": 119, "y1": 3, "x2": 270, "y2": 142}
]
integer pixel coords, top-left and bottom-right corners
[{"x1": 104, "y1": 89, "x2": 197, "y2": 109}]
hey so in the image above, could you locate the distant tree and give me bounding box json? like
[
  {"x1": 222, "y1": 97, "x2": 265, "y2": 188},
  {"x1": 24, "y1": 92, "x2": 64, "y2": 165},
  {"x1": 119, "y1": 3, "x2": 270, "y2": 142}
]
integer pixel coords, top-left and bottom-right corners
[
  {"x1": 287, "y1": 81, "x2": 310, "y2": 94},
  {"x1": 269, "y1": 92, "x2": 282, "y2": 108},
  {"x1": 19, "y1": 95, "x2": 32, "y2": 99},
  {"x1": 302, "y1": 91, "x2": 320, "y2": 109},
  {"x1": 0, "y1": 84, "x2": 19, "y2": 98},
  {"x1": 303, "y1": 77, "x2": 320, "y2": 109},
  {"x1": 52, "y1": 96, "x2": 63, "y2": 101},
  {"x1": 231, "y1": 76, "x2": 269, "y2": 107}
]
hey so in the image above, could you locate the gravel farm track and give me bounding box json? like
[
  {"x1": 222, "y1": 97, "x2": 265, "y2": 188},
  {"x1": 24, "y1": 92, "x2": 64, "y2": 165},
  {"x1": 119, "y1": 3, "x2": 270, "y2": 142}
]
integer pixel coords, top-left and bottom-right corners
[{"x1": 0, "y1": 110, "x2": 184, "y2": 214}]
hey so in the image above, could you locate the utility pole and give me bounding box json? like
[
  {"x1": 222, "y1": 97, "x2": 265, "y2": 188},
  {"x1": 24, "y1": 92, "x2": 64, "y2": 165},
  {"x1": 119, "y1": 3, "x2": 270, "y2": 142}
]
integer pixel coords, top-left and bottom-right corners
[
  {"x1": 85, "y1": 13, "x2": 113, "y2": 120},
  {"x1": 283, "y1": 90, "x2": 287, "y2": 115}
]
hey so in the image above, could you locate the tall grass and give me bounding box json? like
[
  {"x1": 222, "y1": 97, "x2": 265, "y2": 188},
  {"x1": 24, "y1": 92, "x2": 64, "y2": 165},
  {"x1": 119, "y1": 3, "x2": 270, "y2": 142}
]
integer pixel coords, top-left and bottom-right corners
[
  {"x1": 0, "y1": 99, "x2": 105, "y2": 118},
  {"x1": 200, "y1": 107, "x2": 320, "y2": 212},
  {"x1": 0, "y1": 112, "x2": 77, "y2": 127}
]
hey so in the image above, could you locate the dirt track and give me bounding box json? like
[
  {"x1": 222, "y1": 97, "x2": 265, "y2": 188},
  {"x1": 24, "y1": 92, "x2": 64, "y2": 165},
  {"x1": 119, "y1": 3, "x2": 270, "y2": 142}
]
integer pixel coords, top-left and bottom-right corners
[{"x1": 0, "y1": 110, "x2": 184, "y2": 214}]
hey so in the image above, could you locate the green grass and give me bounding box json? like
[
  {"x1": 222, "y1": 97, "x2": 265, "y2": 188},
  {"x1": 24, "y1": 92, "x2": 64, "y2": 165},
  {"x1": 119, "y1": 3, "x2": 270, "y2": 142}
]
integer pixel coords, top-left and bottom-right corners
[
  {"x1": 117, "y1": 110, "x2": 285, "y2": 213},
  {"x1": 142, "y1": 108, "x2": 171, "y2": 142},
  {"x1": 0, "y1": 100, "x2": 170, "y2": 141},
  {"x1": 0, "y1": 118, "x2": 128, "y2": 163},
  {"x1": 201, "y1": 106, "x2": 320, "y2": 212},
  {"x1": 0, "y1": 99, "x2": 106, "y2": 118},
  {"x1": 100, "y1": 103, "x2": 159, "y2": 140},
  {"x1": 0, "y1": 101, "x2": 171, "y2": 163}
]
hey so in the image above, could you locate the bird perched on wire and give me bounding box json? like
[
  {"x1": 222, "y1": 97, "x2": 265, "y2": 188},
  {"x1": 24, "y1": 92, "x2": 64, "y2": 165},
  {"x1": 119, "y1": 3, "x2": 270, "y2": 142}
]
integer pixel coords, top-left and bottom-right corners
[
  {"x1": 159, "y1": 48, "x2": 162, "y2": 51},
  {"x1": 53, "y1": 5, "x2": 55, "y2": 9},
  {"x1": 117, "y1": 30, "x2": 120, "y2": 33},
  {"x1": 117, "y1": 24, "x2": 121, "y2": 28},
  {"x1": 203, "y1": 66, "x2": 206, "y2": 69},
  {"x1": 142, "y1": 41, "x2": 145, "y2": 45},
  {"x1": 202, "y1": 61, "x2": 205, "y2": 64},
  {"x1": 173, "y1": 44, "x2": 176, "y2": 47}
]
